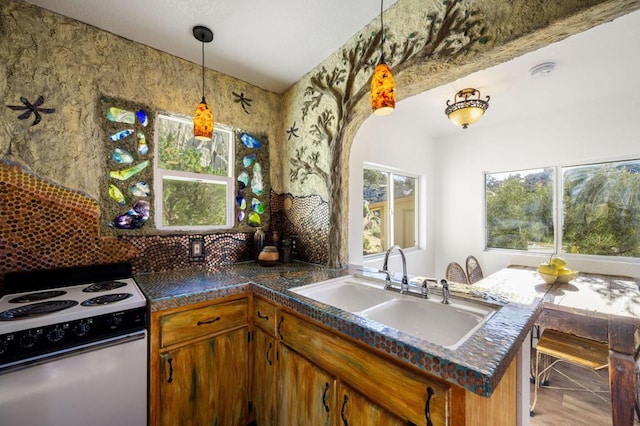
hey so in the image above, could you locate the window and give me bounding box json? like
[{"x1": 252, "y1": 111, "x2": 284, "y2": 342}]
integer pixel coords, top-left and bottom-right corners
[
  {"x1": 154, "y1": 114, "x2": 234, "y2": 230},
  {"x1": 485, "y1": 168, "x2": 554, "y2": 252},
  {"x1": 363, "y1": 165, "x2": 418, "y2": 256},
  {"x1": 563, "y1": 159, "x2": 640, "y2": 257},
  {"x1": 485, "y1": 158, "x2": 640, "y2": 259}
]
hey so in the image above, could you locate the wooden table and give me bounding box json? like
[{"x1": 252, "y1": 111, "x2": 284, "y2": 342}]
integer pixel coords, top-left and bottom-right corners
[{"x1": 478, "y1": 265, "x2": 640, "y2": 426}]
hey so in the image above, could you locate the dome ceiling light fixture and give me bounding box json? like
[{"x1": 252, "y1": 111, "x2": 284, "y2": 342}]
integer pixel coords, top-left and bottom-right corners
[
  {"x1": 444, "y1": 88, "x2": 490, "y2": 129},
  {"x1": 193, "y1": 25, "x2": 214, "y2": 141},
  {"x1": 370, "y1": 0, "x2": 396, "y2": 116}
]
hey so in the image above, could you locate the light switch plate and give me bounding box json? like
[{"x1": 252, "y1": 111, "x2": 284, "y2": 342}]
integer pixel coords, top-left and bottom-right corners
[{"x1": 189, "y1": 237, "x2": 205, "y2": 262}]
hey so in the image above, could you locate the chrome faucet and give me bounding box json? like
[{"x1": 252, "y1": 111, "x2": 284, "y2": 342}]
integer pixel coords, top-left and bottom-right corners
[
  {"x1": 440, "y1": 279, "x2": 451, "y2": 304},
  {"x1": 382, "y1": 245, "x2": 409, "y2": 293},
  {"x1": 421, "y1": 278, "x2": 437, "y2": 299}
]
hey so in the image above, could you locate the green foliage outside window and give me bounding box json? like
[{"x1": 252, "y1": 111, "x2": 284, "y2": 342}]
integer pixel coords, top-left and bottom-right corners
[
  {"x1": 157, "y1": 116, "x2": 229, "y2": 176},
  {"x1": 563, "y1": 161, "x2": 640, "y2": 257},
  {"x1": 155, "y1": 114, "x2": 232, "y2": 229},
  {"x1": 485, "y1": 169, "x2": 554, "y2": 251},
  {"x1": 162, "y1": 179, "x2": 227, "y2": 227},
  {"x1": 486, "y1": 160, "x2": 640, "y2": 259}
]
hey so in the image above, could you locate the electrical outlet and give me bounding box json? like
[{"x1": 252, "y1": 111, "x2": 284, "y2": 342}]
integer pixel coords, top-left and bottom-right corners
[
  {"x1": 189, "y1": 237, "x2": 205, "y2": 262},
  {"x1": 289, "y1": 234, "x2": 298, "y2": 258}
]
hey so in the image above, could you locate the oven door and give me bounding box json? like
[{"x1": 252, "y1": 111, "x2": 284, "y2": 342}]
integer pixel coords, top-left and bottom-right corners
[{"x1": 0, "y1": 330, "x2": 147, "y2": 426}]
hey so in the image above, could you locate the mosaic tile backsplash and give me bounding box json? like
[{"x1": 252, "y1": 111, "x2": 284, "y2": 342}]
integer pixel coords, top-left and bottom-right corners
[
  {"x1": 0, "y1": 161, "x2": 138, "y2": 285},
  {"x1": 0, "y1": 161, "x2": 332, "y2": 288}
]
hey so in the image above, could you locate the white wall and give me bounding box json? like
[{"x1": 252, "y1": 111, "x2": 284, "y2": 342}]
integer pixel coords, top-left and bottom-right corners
[
  {"x1": 433, "y1": 92, "x2": 640, "y2": 278},
  {"x1": 349, "y1": 11, "x2": 640, "y2": 281},
  {"x1": 348, "y1": 99, "x2": 437, "y2": 277}
]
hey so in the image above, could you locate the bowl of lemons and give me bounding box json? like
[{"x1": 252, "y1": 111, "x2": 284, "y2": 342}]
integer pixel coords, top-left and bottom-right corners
[{"x1": 537, "y1": 256, "x2": 578, "y2": 284}]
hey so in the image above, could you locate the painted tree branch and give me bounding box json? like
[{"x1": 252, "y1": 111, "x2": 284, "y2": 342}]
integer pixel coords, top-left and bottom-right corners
[
  {"x1": 289, "y1": 0, "x2": 487, "y2": 267},
  {"x1": 289, "y1": 146, "x2": 328, "y2": 185}
]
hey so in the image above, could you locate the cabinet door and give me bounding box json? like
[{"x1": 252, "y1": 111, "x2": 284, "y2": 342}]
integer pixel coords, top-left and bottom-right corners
[
  {"x1": 277, "y1": 345, "x2": 335, "y2": 426},
  {"x1": 253, "y1": 327, "x2": 276, "y2": 426},
  {"x1": 159, "y1": 328, "x2": 249, "y2": 426},
  {"x1": 336, "y1": 383, "x2": 406, "y2": 426}
]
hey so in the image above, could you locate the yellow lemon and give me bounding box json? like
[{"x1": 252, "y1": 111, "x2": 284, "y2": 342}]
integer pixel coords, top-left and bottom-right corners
[
  {"x1": 550, "y1": 257, "x2": 567, "y2": 269},
  {"x1": 537, "y1": 262, "x2": 558, "y2": 276}
]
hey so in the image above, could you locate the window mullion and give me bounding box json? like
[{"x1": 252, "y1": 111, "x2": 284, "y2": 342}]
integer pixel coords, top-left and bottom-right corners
[
  {"x1": 388, "y1": 172, "x2": 394, "y2": 248},
  {"x1": 555, "y1": 166, "x2": 562, "y2": 255}
]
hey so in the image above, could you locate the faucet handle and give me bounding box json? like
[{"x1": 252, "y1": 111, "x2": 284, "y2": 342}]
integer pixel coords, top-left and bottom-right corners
[
  {"x1": 440, "y1": 279, "x2": 451, "y2": 304},
  {"x1": 420, "y1": 278, "x2": 431, "y2": 299}
]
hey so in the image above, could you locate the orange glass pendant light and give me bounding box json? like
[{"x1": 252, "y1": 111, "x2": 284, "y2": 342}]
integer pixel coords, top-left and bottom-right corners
[
  {"x1": 193, "y1": 25, "x2": 214, "y2": 140},
  {"x1": 371, "y1": 63, "x2": 395, "y2": 116},
  {"x1": 371, "y1": 0, "x2": 395, "y2": 116}
]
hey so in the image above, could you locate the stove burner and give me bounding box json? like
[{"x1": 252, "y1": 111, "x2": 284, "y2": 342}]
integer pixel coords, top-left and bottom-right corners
[
  {"x1": 82, "y1": 280, "x2": 128, "y2": 293},
  {"x1": 81, "y1": 293, "x2": 133, "y2": 306},
  {"x1": 8, "y1": 290, "x2": 67, "y2": 303},
  {"x1": 0, "y1": 300, "x2": 79, "y2": 321}
]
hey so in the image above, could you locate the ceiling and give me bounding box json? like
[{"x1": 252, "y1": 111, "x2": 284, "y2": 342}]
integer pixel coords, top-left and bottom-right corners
[
  {"x1": 25, "y1": 1, "x2": 640, "y2": 139},
  {"x1": 392, "y1": 8, "x2": 640, "y2": 139},
  {"x1": 25, "y1": 0, "x2": 397, "y2": 94}
]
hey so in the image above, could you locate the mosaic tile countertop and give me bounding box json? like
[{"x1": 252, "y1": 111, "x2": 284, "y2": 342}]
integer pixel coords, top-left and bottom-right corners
[{"x1": 134, "y1": 262, "x2": 548, "y2": 397}]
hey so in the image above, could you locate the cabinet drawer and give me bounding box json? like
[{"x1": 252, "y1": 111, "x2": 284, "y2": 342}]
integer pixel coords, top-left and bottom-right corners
[
  {"x1": 254, "y1": 297, "x2": 277, "y2": 335},
  {"x1": 161, "y1": 299, "x2": 248, "y2": 347},
  {"x1": 278, "y1": 311, "x2": 451, "y2": 425}
]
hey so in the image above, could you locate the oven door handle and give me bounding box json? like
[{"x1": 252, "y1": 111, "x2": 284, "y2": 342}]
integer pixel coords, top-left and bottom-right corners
[{"x1": 0, "y1": 330, "x2": 147, "y2": 375}]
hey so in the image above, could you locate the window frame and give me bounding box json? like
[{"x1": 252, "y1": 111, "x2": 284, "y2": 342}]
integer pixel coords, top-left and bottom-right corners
[
  {"x1": 153, "y1": 114, "x2": 235, "y2": 231},
  {"x1": 483, "y1": 156, "x2": 640, "y2": 262},
  {"x1": 363, "y1": 163, "x2": 420, "y2": 258}
]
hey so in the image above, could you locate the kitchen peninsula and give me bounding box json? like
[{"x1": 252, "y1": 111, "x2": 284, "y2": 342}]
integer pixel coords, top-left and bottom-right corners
[{"x1": 137, "y1": 261, "x2": 546, "y2": 425}]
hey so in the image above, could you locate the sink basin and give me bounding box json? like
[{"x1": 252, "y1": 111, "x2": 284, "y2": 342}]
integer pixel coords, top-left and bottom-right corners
[
  {"x1": 291, "y1": 275, "x2": 497, "y2": 349},
  {"x1": 290, "y1": 275, "x2": 396, "y2": 312},
  {"x1": 360, "y1": 297, "x2": 493, "y2": 348}
]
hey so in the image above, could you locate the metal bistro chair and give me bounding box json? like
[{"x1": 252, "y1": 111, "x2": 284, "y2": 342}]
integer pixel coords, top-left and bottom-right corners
[
  {"x1": 465, "y1": 255, "x2": 484, "y2": 284},
  {"x1": 530, "y1": 328, "x2": 609, "y2": 417},
  {"x1": 445, "y1": 262, "x2": 469, "y2": 284}
]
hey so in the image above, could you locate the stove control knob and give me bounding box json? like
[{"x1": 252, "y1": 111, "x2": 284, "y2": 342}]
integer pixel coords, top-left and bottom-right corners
[
  {"x1": 0, "y1": 336, "x2": 12, "y2": 355},
  {"x1": 19, "y1": 332, "x2": 39, "y2": 349},
  {"x1": 106, "y1": 315, "x2": 123, "y2": 330},
  {"x1": 47, "y1": 327, "x2": 65, "y2": 342},
  {"x1": 73, "y1": 321, "x2": 91, "y2": 337}
]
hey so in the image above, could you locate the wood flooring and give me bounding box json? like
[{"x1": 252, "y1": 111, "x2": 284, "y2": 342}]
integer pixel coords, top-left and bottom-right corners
[{"x1": 529, "y1": 359, "x2": 639, "y2": 426}]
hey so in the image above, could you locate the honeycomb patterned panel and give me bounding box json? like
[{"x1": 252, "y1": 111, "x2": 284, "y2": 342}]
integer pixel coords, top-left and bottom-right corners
[
  {"x1": 0, "y1": 161, "x2": 138, "y2": 287},
  {"x1": 271, "y1": 191, "x2": 329, "y2": 265}
]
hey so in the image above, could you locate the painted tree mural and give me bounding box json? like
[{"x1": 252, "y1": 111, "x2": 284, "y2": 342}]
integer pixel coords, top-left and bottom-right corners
[{"x1": 289, "y1": 0, "x2": 487, "y2": 268}]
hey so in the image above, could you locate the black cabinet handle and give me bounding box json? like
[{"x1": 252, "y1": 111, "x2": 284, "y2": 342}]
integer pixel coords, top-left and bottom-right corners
[
  {"x1": 266, "y1": 342, "x2": 273, "y2": 366},
  {"x1": 341, "y1": 394, "x2": 349, "y2": 425},
  {"x1": 257, "y1": 311, "x2": 269, "y2": 320},
  {"x1": 322, "y1": 382, "x2": 330, "y2": 413},
  {"x1": 277, "y1": 317, "x2": 284, "y2": 340},
  {"x1": 197, "y1": 316, "x2": 221, "y2": 326},
  {"x1": 167, "y1": 357, "x2": 173, "y2": 383},
  {"x1": 425, "y1": 386, "x2": 434, "y2": 426}
]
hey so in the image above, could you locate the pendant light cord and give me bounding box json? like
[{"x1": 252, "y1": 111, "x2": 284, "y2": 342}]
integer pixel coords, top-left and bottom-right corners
[
  {"x1": 201, "y1": 39, "x2": 206, "y2": 103},
  {"x1": 380, "y1": 0, "x2": 385, "y2": 64}
]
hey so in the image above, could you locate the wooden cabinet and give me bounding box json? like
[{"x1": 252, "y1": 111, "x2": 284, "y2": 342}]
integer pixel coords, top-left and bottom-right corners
[
  {"x1": 150, "y1": 297, "x2": 250, "y2": 426},
  {"x1": 151, "y1": 293, "x2": 516, "y2": 426},
  {"x1": 253, "y1": 327, "x2": 276, "y2": 426},
  {"x1": 275, "y1": 310, "x2": 518, "y2": 425},
  {"x1": 252, "y1": 297, "x2": 278, "y2": 426},
  {"x1": 337, "y1": 383, "x2": 406, "y2": 426},
  {"x1": 277, "y1": 345, "x2": 336, "y2": 425},
  {"x1": 277, "y1": 311, "x2": 450, "y2": 425},
  {"x1": 254, "y1": 297, "x2": 277, "y2": 335}
]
